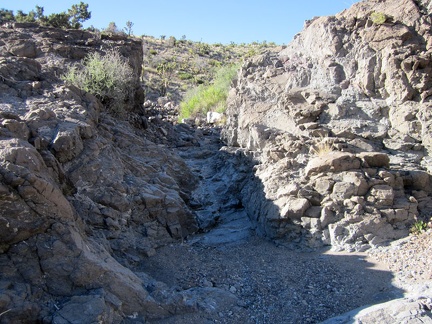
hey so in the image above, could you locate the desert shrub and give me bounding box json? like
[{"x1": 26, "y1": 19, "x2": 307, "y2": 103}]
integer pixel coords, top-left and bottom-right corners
[
  {"x1": 15, "y1": 10, "x2": 36, "y2": 23},
  {"x1": 209, "y1": 59, "x2": 222, "y2": 67},
  {"x1": 196, "y1": 43, "x2": 211, "y2": 56},
  {"x1": 178, "y1": 72, "x2": 193, "y2": 80},
  {"x1": 370, "y1": 12, "x2": 387, "y2": 25},
  {"x1": 103, "y1": 21, "x2": 125, "y2": 35},
  {"x1": 62, "y1": 49, "x2": 134, "y2": 113},
  {"x1": 310, "y1": 136, "x2": 335, "y2": 156},
  {"x1": 179, "y1": 64, "x2": 239, "y2": 121},
  {"x1": 410, "y1": 220, "x2": 428, "y2": 235},
  {"x1": 46, "y1": 12, "x2": 71, "y2": 28}
]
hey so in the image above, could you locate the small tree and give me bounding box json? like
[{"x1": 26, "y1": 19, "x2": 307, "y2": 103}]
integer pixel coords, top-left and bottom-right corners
[
  {"x1": 168, "y1": 36, "x2": 176, "y2": 47},
  {"x1": 15, "y1": 10, "x2": 36, "y2": 23},
  {"x1": 9, "y1": 3, "x2": 91, "y2": 29},
  {"x1": 156, "y1": 60, "x2": 177, "y2": 96},
  {"x1": 68, "y1": 2, "x2": 91, "y2": 29},
  {"x1": 35, "y1": 6, "x2": 44, "y2": 20},
  {"x1": 105, "y1": 21, "x2": 122, "y2": 34},
  {"x1": 46, "y1": 12, "x2": 71, "y2": 28},
  {"x1": 0, "y1": 9, "x2": 15, "y2": 23},
  {"x1": 124, "y1": 21, "x2": 133, "y2": 36}
]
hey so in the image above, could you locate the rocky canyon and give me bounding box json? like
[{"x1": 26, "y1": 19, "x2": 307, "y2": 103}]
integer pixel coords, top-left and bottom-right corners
[{"x1": 1, "y1": 0, "x2": 432, "y2": 323}]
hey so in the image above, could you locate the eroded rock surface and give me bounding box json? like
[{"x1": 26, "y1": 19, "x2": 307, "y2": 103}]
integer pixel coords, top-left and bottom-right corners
[
  {"x1": 222, "y1": 0, "x2": 432, "y2": 252},
  {"x1": 0, "y1": 23, "x2": 203, "y2": 323}
]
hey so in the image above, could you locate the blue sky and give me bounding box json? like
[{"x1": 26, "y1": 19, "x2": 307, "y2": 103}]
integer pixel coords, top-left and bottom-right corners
[{"x1": 2, "y1": 1, "x2": 356, "y2": 44}]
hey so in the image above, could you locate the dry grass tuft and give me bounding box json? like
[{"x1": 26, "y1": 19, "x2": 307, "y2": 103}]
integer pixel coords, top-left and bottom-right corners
[{"x1": 310, "y1": 136, "x2": 335, "y2": 157}]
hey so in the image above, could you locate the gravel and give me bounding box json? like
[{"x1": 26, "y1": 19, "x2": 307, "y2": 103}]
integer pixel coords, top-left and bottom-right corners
[
  {"x1": 139, "y1": 127, "x2": 431, "y2": 323},
  {"x1": 368, "y1": 229, "x2": 432, "y2": 296},
  {"x1": 141, "y1": 235, "x2": 402, "y2": 323}
]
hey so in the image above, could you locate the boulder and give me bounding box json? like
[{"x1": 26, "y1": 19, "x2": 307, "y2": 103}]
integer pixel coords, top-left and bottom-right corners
[
  {"x1": 357, "y1": 152, "x2": 390, "y2": 168},
  {"x1": 305, "y1": 152, "x2": 361, "y2": 176},
  {"x1": 207, "y1": 111, "x2": 224, "y2": 124}
]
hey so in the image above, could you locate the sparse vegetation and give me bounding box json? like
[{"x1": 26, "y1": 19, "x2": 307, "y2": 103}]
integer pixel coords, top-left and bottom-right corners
[
  {"x1": 178, "y1": 64, "x2": 239, "y2": 121},
  {"x1": 310, "y1": 136, "x2": 335, "y2": 156},
  {"x1": 141, "y1": 35, "x2": 280, "y2": 103},
  {"x1": 410, "y1": 220, "x2": 428, "y2": 235},
  {"x1": 62, "y1": 49, "x2": 134, "y2": 113},
  {"x1": 370, "y1": 11, "x2": 388, "y2": 25},
  {"x1": 124, "y1": 21, "x2": 134, "y2": 36},
  {"x1": 0, "y1": 2, "x2": 91, "y2": 29}
]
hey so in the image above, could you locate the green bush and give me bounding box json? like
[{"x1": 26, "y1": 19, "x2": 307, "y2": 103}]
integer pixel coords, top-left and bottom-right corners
[
  {"x1": 410, "y1": 220, "x2": 428, "y2": 235},
  {"x1": 46, "y1": 12, "x2": 71, "y2": 28},
  {"x1": 370, "y1": 11, "x2": 387, "y2": 25},
  {"x1": 195, "y1": 43, "x2": 211, "y2": 56},
  {"x1": 179, "y1": 64, "x2": 239, "y2": 121},
  {"x1": 0, "y1": 9, "x2": 15, "y2": 23},
  {"x1": 178, "y1": 72, "x2": 193, "y2": 80},
  {"x1": 62, "y1": 49, "x2": 134, "y2": 113}
]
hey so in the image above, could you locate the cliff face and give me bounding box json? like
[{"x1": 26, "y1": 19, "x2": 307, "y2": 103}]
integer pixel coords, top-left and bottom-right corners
[
  {"x1": 222, "y1": 0, "x2": 432, "y2": 250},
  {"x1": 0, "y1": 23, "x2": 201, "y2": 322}
]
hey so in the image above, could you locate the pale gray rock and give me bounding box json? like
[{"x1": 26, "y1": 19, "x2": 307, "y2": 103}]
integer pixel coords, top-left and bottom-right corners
[
  {"x1": 221, "y1": 0, "x2": 432, "y2": 254},
  {"x1": 206, "y1": 111, "x2": 223, "y2": 124},
  {"x1": 322, "y1": 297, "x2": 432, "y2": 324}
]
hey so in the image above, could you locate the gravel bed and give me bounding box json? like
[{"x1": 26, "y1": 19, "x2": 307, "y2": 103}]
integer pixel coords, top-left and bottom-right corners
[
  {"x1": 368, "y1": 230, "x2": 432, "y2": 295},
  {"x1": 142, "y1": 235, "x2": 402, "y2": 323}
]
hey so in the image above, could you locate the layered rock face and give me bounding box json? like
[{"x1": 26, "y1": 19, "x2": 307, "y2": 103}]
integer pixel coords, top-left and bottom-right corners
[
  {"x1": 222, "y1": 0, "x2": 432, "y2": 250},
  {"x1": 0, "y1": 24, "x2": 200, "y2": 322}
]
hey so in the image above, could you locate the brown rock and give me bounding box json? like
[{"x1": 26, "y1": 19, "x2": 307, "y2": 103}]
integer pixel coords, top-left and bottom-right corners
[
  {"x1": 6, "y1": 39, "x2": 37, "y2": 58},
  {"x1": 305, "y1": 152, "x2": 361, "y2": 176},
  {"x1": 357, "y1": 152, "x2": 390, "y2": 168}
]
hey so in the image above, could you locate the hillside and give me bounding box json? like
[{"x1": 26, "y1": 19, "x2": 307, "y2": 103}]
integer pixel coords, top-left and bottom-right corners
[
  {"x1": 140, "y1": 35, "x2": 280, "y2": 122},
  {"x1": 142, "y1": 35, "x2": 279, "y2": 101},
  {"x1": 0, "y1": 0, "x2": 432, "y2": 323}
]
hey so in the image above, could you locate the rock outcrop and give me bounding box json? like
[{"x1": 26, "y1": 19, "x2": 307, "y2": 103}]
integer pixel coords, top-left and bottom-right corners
[
  {"x1": 0, "y1": 23, "x2": 204, "y2": 322},
  {"x1": 222, "y1": 0, "x2": 432, "y2": 251}
]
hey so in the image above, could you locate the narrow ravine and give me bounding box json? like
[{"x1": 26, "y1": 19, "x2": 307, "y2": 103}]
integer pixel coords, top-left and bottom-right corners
[
  {"x1": 140, "y1": 127, "x2": 404, "y2": 324},
  {"x1": 176, "y1": 127, "x2": 252, "y2": 246}
]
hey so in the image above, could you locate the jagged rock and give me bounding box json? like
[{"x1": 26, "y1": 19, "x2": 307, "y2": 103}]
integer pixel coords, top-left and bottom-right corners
[
  {"x1": 52, "y1": 292, "x2": 122, "y2": 324},
  {"x1": 222, "y1": 0, "x2": 432, "y2": 252},
  {"x1": 0, "y1": 24, "x2": 199, "y2": 322}
]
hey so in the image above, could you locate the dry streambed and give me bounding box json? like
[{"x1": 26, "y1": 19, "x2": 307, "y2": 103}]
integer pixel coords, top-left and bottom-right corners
[{"x1": 138, "y1": 129, "x2": 406, "y2": 323}]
